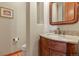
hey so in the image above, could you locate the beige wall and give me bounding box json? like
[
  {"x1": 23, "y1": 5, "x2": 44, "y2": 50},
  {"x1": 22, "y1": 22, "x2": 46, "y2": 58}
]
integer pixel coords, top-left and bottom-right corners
[
  {"x1": 59, "y1": 21, "x2": 79, "y2": 31},
  {"x1": 44, "y1": 2, "x2": 58, "y2": 33},
  {"x1": 0, "y1": 2, "x2": 26, "y2": 55},
  {"x1": 26, "y1": 2, "x2": 30, "y2": 56}
]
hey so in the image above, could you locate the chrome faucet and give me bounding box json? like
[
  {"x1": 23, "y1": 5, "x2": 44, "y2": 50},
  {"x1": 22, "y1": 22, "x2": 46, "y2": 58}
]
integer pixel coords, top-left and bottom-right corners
[
  {"x1": 57, "y1": 27, "x2": 61, "y2": 34},
  {"x1": 56, "y1": 27, "x2": 65, "y2": 35}
]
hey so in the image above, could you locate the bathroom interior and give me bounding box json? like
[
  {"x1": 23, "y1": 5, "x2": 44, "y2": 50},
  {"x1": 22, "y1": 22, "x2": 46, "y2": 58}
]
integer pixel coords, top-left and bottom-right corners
[{"x1": 0, "y1": 2, "x2": 79, "y2": 56}]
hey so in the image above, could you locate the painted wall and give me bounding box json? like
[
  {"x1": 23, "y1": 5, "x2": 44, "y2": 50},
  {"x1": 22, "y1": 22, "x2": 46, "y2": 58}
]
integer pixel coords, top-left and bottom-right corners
[
  {"x1": 44, "y1": 2, "x2": 58, "y2": 33},
  {"x1": 26, "y1": 2, "x2": 30, "y2": 56},
  {"x1": 0, "y1": 2, "x2": 26, "y2": 55},
  {"x1": 59, "y1": 21, "x2": 79, "y2": 32}
]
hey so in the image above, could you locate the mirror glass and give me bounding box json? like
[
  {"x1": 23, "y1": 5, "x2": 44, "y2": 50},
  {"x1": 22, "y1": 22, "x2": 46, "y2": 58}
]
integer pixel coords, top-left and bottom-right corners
[
  {"x1": 52, "y1": 2, "x2": 64, "y2": 22},
  {"x1": 49, "y1": 2, "x2": 77, "y2": 25}
]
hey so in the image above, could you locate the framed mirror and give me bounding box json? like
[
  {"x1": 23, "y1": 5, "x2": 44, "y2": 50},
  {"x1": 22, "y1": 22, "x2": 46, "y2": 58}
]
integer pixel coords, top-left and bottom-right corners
[{"x1": 49, "y1": 2, "x2": 78, "y2": 25}]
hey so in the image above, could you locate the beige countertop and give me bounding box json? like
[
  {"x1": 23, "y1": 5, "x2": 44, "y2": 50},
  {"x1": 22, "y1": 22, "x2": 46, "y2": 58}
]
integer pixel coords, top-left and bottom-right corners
[{"x1": 40, "y1": 33, "x2": 79, "y2": 44}]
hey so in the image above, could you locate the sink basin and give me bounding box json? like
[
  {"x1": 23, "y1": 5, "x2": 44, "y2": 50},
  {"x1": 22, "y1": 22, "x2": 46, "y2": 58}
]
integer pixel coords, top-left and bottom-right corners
[
  {"x1": 40, "y1": 33, "x2": 65, "y2": 41},
  {"x1": 45, "y1": 33, "x2": 79, "y2": 40},
  {"x1": 45, "y1": 33, "x2": 65, "y2": 38}
]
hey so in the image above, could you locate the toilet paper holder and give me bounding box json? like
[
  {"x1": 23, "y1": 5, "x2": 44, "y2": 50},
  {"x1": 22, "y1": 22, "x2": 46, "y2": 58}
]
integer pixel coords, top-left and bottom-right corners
[{"x1": 13, "y1": 37, "x2": 19, "y2": 42}]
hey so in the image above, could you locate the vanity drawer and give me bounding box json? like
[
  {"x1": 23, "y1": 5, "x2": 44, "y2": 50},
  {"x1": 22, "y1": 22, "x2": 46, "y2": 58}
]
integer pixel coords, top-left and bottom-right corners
[{"x1": 49, "y1": 40, "x2": 67, "y2": 53}]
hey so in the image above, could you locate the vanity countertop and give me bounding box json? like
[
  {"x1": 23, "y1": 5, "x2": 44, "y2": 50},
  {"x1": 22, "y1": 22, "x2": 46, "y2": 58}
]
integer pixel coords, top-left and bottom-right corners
[{"x1": 40, "y1": 33, "x2": 79, "y2": 44}]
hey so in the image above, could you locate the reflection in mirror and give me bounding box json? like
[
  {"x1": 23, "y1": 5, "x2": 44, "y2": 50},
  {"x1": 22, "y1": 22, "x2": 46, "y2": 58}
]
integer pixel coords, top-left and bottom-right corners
[
  {"x1": 49, "y1": 2, "x2": 78, "y2": 25},
  {"x1": 57, "y1": 3, "x2": 64, "y2": 21},
  {"x1": 52, "y1": 3, "x2": 57, "y2": 22},
  {"x1": 52, "y1": 2, "x2": 64, "y2": 22}
]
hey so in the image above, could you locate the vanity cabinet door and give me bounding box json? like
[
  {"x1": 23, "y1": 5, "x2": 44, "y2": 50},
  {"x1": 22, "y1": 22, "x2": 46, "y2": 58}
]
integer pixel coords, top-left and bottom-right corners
[
  {"x1": 39, "y1": 36, "x2": 49, "y2": 56},
  {"x1": 40, "y1": 37, "x2": 49, "y2": 47},
  {"x1": 67, "y1": 43, "x2": 77, "y2": 56}
]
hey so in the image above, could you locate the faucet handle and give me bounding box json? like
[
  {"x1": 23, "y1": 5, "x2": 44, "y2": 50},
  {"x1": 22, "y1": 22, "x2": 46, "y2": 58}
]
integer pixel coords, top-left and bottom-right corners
[{"x1": 57, "y1": 27, "x2": 61, "y2": 34}]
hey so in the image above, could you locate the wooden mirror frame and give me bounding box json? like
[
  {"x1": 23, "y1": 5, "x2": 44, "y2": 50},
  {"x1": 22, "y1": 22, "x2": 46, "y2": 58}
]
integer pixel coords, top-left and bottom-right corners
[{"x1": 49, "y1": 2, "x2": 78, "y2": 25}]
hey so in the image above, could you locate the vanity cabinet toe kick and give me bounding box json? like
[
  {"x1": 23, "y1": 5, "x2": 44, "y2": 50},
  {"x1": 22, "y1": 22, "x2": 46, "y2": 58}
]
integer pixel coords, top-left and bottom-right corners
[{"x1": 39, "y1": 36, "x2": 78, "y2": 56}]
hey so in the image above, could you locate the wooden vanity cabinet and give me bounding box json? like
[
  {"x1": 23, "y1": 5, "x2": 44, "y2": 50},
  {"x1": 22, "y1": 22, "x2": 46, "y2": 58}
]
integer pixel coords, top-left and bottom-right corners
[
  {"x1": 67, "y1": 43, "x2": 77, "y2": 56},
  {"x1": 39, "y1": 37, "x2": 49, "y2": 56},
  {"x1": 50, "y1": 49, "x2": 66, "y2": 56},
  {"x1": 49, "y1": 40, "x2": 66, "y2": 56},
  {"x1": 39, "y1": 36, "x2": 77, "y2": 56}
]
